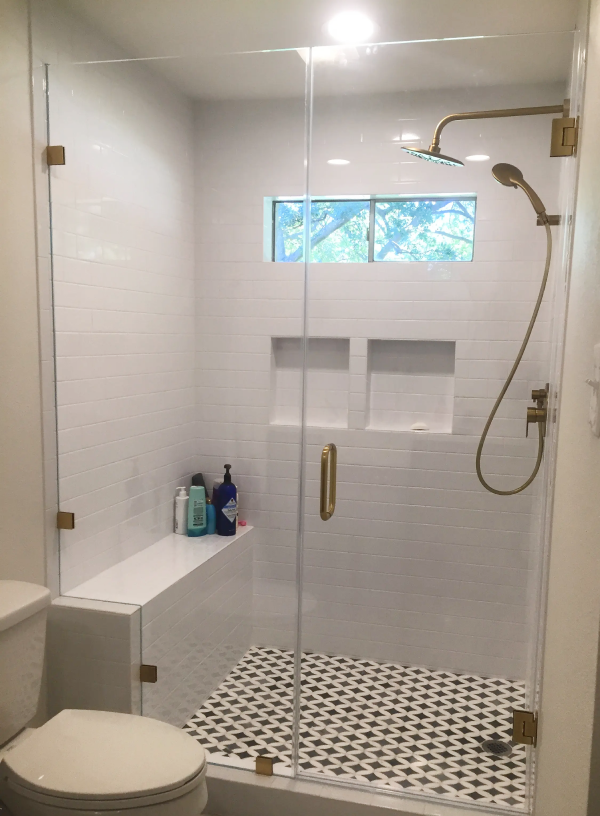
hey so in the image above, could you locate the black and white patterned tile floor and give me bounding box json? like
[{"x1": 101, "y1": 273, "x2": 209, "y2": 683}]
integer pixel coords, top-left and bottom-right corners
[{"x1": 184, "y1": 647, "x2": 529, "y2": 811}]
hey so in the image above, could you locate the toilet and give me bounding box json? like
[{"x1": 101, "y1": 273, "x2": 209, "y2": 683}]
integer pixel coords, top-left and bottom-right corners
[{"x1": 0, "y1": 581, "x2": 208, "y2": 815}]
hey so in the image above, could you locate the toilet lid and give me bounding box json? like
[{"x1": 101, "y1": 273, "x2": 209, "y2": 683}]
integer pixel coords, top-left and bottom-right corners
[
  {"x1": 2, "y1": 710, "x2": 206, "y2": 801},
  {"x1": 0, "y1": 580, "x2": 51, "y2": 632}
]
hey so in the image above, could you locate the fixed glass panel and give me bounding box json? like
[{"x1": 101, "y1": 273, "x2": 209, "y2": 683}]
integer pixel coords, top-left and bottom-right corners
[
  {"x1": 45, "y1": 46, "x2": 308, "y2": 773},
  {"x1": 298, "y1": 30, "x2": 578, "y2": 812}
]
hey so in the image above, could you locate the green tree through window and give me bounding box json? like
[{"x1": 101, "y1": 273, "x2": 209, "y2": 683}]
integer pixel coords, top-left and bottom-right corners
[
  {"x1": 374, "y1": 199, "x2": 475, "y2": 261},
  {"x1": 273, "y1": 196, "x2": 476, "y2": 263}
]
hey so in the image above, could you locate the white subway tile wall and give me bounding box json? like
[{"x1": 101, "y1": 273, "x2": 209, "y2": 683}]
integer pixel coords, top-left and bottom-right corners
[{"x1": 196, "y1": 81, "x2": 564, "y2": 680}]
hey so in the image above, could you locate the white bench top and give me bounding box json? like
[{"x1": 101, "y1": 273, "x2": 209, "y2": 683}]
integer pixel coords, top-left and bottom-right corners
[{"x1": 64, "y1": 527, "x2": 253, "y2": 607}]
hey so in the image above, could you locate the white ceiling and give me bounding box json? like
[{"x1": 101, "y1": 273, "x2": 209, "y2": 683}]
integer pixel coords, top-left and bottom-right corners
[{"x1": 62, "y1": 0, "x2": 579, "y2": 100}]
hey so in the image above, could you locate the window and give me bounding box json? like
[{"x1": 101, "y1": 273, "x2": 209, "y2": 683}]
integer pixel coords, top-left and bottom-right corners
[{"x1": 271, "y1": 196, "x2": 476, "y2": 263}]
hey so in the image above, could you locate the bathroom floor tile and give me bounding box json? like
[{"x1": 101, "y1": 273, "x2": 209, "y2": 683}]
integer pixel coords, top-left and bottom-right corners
[{"x1": 184, "y1": 647, "x2": 527, "y2": 811}]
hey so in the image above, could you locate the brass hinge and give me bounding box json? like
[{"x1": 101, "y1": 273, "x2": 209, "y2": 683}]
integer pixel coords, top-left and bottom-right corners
[
  {"x1": 140, "y1": 664, "x2": 158, "y2": 683},
  {"x1": 255, "y1": 756, "x2": 274, "y2": 776},
  {"x1": 550, "y1": 117, "x2": 579, "y2": 157},
  {"x1": 46, "y1": 145, "x2": 66, "y2": 166},
  {"x1": 57, "y1": 511, "x2": 75, "y2": 530},
  {"x1": 513, "y1": 710, "x2": 538, "y2": 746}
]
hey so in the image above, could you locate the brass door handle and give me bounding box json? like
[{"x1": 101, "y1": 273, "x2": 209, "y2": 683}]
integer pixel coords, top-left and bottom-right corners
[{"x1": 320, "y1": 443, "x2": 337, "y2": 521}]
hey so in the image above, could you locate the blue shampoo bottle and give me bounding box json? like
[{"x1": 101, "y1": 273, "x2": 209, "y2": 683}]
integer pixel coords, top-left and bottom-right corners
[
  {"x1": 206, "y1": 497, "x2": 216, "y2": 535},
  {"x1": 216, "y1": 464, "x2": 237, "y2": 536}
]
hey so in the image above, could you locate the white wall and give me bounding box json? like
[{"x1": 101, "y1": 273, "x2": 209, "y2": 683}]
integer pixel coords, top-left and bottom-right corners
[
  {"x1": 0, "y1": 0, "x2": 47, "y2": 586},
  {"x1": 31, "y1": 1, "x2": 198, "y2": 593},
  {"x1": 195, "y1": 78, "x2": 567, "y2": 680}
]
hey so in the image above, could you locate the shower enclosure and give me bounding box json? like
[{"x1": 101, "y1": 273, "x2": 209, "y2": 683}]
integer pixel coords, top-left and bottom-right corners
[{"x1": 38, "y1": 3, "x2": 584, "y2": 811}]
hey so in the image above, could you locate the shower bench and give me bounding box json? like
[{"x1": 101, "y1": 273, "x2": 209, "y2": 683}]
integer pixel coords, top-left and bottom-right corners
[{"x1": 47, "y1": 526, "x2": 255, "y2": 726}]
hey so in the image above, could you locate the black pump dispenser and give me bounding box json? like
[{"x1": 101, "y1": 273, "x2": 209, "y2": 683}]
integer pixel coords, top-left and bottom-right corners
[{"x1": 223, "y1": 464, "x2": 232, "y2": 484}]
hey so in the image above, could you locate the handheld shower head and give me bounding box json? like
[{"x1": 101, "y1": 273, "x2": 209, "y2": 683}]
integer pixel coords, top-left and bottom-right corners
[
  {"x1": 402, "y1": 145, "x2": 464, "y2": 167},
  {"x1": 477, "y1": 161, "x2": 554, "y2": 496},
  {"x1": 492, "y1": 162, "x2": 547, "y2": 218},
  {"x1": 491, "y1": 162, "x2": 524, "y2": 187}
]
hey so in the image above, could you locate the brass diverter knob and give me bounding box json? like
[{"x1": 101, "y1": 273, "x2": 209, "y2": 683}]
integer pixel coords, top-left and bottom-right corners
[{"x1": 526, "y1": 385, "x2": 549, "y2": 437}]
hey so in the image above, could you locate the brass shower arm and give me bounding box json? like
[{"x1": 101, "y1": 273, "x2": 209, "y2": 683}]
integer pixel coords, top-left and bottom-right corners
[{"x1": 428, "y1": 104, "x2": 565, "y2": 153}]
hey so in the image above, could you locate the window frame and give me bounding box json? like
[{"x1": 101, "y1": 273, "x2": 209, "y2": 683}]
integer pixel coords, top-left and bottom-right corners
[{"x1": 270, "y1": 194, "x2": 477, "y2": 263}]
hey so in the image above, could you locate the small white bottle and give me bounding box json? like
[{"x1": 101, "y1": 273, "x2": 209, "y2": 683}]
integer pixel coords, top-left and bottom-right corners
[{"x1": 174, "y1": 487, "x2": 189, "y2": 535}]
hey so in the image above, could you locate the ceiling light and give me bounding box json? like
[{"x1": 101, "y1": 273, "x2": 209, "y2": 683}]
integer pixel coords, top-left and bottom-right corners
[
  {"x1": 465, "y1": 154, "x2": 490, "y2": 162},
  {"x1": 401, "y1": 132, "x2": 420, "y2": 141},
  {"x1": 327, "y1": 159, "x2": 350, "y2": 165},
  {"x1": 327, "y1": 11, "x2": 375, "y2": 44}
]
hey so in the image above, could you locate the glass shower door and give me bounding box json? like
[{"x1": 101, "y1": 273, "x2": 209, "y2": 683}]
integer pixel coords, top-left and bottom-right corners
[{"x1": 296, "y1": 30, "x2": 578, "y2": 811}]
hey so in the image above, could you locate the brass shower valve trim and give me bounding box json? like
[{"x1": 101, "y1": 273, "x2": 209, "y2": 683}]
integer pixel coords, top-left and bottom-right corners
[{"x1": 526, "y1": 385, "x2": 549, "y2": 438}]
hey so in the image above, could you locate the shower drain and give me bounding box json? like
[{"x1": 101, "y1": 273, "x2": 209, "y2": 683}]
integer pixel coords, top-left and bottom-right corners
[{"x1": 480, "y1": 740, "x2": 513, "y2": 758}]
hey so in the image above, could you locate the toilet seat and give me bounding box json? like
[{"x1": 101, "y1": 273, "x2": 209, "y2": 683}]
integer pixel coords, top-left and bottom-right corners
[{"x1": 0, "y1": 709, "x2": 206, "y2": 811}]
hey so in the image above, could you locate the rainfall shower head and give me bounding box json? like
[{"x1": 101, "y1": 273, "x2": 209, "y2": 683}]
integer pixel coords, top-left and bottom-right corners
[
  {"x1": 401, "y1": 145, "x2": 464, "y2": 167},
  {"x1": 492, "y1": 163, "x2": 547, "y2": 218},
  {"x1": 402, "y1": 103, "x2": 564, "y2": 174}
]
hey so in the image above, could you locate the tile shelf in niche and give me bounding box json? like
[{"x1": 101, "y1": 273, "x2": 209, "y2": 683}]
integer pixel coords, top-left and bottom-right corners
[
  {"x1": 270, "y1": 337, "x2": 350, "y2": 429},
  {"x1": 367, "y1": 339, "x2": 456, "y2": 434}
]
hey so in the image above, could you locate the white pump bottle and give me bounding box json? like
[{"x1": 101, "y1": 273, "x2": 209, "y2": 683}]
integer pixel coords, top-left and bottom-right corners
[{"x1": 174, "y1": 486, "x2": 189, "y2": 535}]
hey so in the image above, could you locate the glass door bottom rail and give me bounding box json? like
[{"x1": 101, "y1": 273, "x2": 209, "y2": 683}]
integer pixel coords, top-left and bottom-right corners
[{"x1": 184, "y1": 647, "x2": 527, "y2": 811}]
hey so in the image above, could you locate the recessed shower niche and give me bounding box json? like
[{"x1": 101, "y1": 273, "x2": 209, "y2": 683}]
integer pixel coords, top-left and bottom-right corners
[
  {"x1": 270, "y1": 337, "x2": 350, "y2": 428},
  {"x1": 367, "y1": 340, "x2": 456, "y2": 433}
]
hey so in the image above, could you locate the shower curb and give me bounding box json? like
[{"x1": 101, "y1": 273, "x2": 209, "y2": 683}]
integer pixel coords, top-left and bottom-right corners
[{"x1": 206, "y1": 764, "x2": 497, "y2": 816}]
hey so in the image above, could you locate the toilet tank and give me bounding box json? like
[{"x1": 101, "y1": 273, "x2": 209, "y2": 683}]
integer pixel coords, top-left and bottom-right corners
[{"x1": 0, "y1": 581, "x2": 51, "y2": 746}]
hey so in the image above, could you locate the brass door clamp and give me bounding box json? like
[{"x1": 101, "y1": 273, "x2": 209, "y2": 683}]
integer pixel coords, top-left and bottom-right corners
[{"x1": 526, "y1": 384, "x2": 549, "y2": 437}]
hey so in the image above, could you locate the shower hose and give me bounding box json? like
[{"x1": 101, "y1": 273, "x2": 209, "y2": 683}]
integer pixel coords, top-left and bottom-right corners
[{"x1": 475, "y1": 221, "x2": 552, "y2": 495}]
